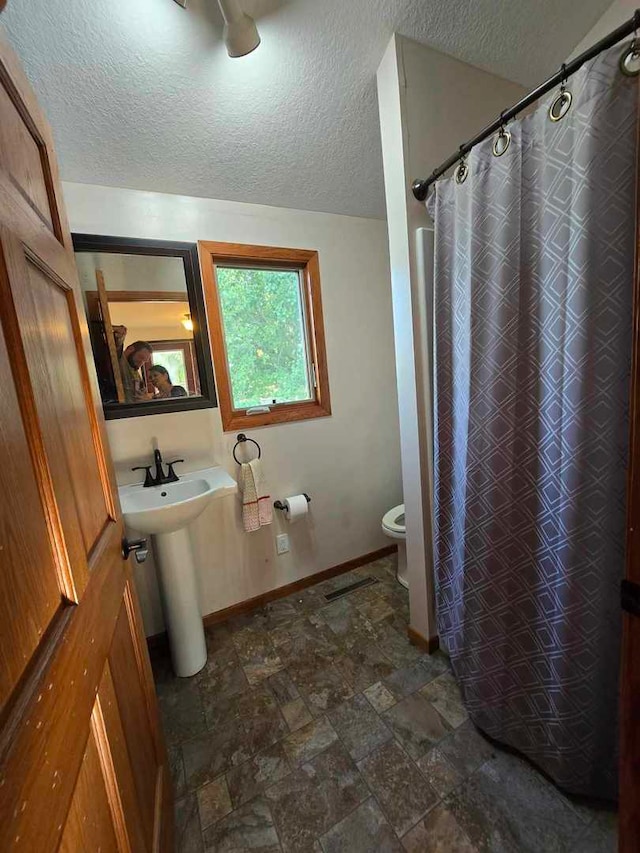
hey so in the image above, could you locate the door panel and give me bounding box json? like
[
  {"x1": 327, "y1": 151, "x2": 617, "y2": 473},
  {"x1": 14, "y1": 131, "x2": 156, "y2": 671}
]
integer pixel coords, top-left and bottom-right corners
[
  {"x1": 17, "y1": 254, "x2": 112, "y2": 554},
  {"x1": 0, "y1": 81, "x2": 57, "y2": 234},
  {"x1": 0, "y1": 535, "x2": 123, "y2": 851},
  {"x1": 0, "y1": 314, "x2": 62, "y2": 710},
  {"x1": 110, "y1": 601, "x2": 159, "y2": 844},
  {"x1": 58, "y1": 726, "x2": 120, "y2": 853},
  {"x1": 0, "y1": 27, "x2": 172, "y2": 853},
  {"x1": 95, "y1": 664, "x2": 149, "y2": 853},
  {"x1": 0, "y1": 228, "x2": 88, "y2": 595}
]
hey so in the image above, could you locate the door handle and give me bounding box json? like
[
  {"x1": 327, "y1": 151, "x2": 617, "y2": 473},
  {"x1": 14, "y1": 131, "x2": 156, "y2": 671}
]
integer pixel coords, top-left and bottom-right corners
[{"x1": 122, "y1": 537, "x2": 149, "y2": 564}]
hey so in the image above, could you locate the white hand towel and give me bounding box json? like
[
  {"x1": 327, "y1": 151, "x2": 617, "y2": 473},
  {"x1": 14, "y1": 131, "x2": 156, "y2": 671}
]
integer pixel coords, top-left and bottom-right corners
[
  {"x1": 250, "y1": 457, "x2": 272, "y2": 527},
  {"x1": 240, "y1": 461, "x2": 260, "y2": 532},
  {"x1": 239, "y1": 458, "x2": 272, "y2": 532}
]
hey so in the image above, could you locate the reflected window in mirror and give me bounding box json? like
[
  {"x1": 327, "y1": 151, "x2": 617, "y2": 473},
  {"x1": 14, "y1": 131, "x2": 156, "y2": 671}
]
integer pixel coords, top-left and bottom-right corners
[{"x1": 72, "y1": 235, "x2": 217, "y2": 419}]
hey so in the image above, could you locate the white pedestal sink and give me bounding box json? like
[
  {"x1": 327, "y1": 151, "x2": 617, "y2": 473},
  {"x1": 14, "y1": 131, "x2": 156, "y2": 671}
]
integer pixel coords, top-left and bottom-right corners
[{"x1": 119, "y1": 467, "x2": 237, "y2": 677}]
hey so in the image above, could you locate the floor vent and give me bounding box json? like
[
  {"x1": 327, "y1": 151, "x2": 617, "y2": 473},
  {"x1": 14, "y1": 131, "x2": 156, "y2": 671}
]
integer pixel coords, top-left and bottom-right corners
[{"x1": 324, "y1": 576, "x2": 379, "y2": 601}]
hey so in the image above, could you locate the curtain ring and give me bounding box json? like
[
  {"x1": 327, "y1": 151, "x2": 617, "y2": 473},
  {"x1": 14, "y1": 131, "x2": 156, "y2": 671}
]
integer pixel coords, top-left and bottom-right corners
[
  {"x1": 492, "y1": 122, "x2": 511, "y2": 157},
  {"x1": 454, "y1": 156, "x2": 469, "y2": 184},
  {"x1": 620, "y1": 37, "x2": 640, "y2": 76},
  {"x1": 549, "y1": 66, "x2": 572, "y2": 123}
]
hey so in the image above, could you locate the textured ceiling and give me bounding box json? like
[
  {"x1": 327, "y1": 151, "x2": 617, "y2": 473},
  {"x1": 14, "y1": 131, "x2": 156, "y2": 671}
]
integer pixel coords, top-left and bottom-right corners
[{"x1": 2, "y1": 0, "x2": 612, "y2": 218}]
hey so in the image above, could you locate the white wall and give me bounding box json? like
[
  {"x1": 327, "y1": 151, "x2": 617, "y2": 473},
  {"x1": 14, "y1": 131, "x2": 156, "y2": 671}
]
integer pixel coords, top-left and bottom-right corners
[
  {"x1": 75, "y1": 252, "x2": 187, "y2": 294},
  {"x1": 108, "y1": 301, "x2": 192, "y2": 347},
  {"x1": 377, "y1": 36, "x2": 526, "y2": 642},
  {"x1": 63, "y1": 182, "x2": 402, "y2": 636},
  {"x1": 570, "y1": 0, "x2": 636, "y2": 57}
]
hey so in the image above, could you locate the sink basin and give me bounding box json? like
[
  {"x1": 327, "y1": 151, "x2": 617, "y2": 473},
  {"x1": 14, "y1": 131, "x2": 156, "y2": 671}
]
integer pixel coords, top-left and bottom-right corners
[
  {"x1": 119, "y1": 466, "x2": 237, "y2": 677},
  {"x1": 119, "y1": 466, "x2": 237, "y2": 534}
]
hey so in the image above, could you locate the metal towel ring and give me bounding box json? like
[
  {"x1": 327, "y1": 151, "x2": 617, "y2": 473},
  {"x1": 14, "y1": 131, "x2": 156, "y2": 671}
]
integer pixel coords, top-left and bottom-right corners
[
  {"x1": 232, "y1": 433, "x2": 261, "y2": 465},
  {"x1": 549, "y1": 64, "x2": 572, "y2": 122},
  {"x1": 620, "y1": 38, "x2": 640, "y2": 76}
]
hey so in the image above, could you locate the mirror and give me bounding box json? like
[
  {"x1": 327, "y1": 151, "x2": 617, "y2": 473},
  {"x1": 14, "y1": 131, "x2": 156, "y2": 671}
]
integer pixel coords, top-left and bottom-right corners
[{"x1": 73, "y1": 235, "x2": 217, "y2": 419}]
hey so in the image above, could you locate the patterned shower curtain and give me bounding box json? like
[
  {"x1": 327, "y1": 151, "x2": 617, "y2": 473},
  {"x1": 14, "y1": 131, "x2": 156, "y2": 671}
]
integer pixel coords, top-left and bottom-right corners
[{"x1": 428, "y1": 45, "x2": 637, "y2": 800}]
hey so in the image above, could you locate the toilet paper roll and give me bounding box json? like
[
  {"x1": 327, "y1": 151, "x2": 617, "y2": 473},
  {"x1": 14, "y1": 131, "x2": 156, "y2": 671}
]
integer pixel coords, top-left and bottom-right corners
[{"x1": 283, "y1": 494, "x2": 309, "y2": 524}]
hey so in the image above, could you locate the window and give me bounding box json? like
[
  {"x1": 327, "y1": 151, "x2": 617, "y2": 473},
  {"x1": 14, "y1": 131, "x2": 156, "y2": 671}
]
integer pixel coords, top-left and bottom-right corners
[
  {"x1": 199, "y1": 242, "x2": 331, "y2": 430},
  {"x1": 143, "y1": 339, "x2": 199, "y2": 396}
]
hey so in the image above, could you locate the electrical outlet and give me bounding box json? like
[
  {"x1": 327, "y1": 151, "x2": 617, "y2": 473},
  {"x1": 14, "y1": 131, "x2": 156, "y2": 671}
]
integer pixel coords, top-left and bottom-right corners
[{"x1": 276, "y1": 534, "x2": 290, "y2": 555}]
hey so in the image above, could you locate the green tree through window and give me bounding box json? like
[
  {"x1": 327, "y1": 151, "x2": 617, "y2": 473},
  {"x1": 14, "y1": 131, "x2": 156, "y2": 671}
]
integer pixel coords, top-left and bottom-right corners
[{"x1": 216, "y1": 266, "x2": 312, "y2": 409}]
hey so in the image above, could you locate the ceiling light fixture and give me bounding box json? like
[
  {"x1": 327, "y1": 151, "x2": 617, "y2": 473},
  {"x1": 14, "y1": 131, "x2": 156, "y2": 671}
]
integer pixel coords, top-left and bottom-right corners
[
  {"x1": 181, "y1": 313, "x2": 194, "y2": 331},
  {"x1": 217, "y1": 0, "x2": 261, "y2": 58},
  {"x1": 172, "y1": 0, "x2": 260, "y2": 58}
]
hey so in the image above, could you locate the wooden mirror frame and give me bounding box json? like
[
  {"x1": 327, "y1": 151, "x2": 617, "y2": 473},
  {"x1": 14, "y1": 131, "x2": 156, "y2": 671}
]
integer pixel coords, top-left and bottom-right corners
[{"x1": 72, "y1": 233, "x2": 217, "y2": 419}]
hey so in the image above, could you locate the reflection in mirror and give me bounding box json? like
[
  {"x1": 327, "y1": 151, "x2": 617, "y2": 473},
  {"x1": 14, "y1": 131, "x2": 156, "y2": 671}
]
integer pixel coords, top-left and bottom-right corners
[{"x1": 73, "y1": 236, "x2": 216, "y2": 419}]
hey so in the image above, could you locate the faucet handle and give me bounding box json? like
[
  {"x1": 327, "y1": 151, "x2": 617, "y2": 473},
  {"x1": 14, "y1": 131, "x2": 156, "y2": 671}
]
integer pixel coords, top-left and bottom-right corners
[
  {"x1": 166, "y1": 459, "x2": 184, "y2": 482},
  {"x1": 132, "y1": 465, "x2": 155, "y2": 487}
]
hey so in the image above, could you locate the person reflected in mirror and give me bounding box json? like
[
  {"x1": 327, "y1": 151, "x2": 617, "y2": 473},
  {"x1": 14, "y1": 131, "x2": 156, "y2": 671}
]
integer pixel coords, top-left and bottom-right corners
[
  {"x1": 113, "y1": 325, "x2": 154, "y2": 402},
  {"x1": 149, "y1": 364, "x2": 187, "y2": 399}
]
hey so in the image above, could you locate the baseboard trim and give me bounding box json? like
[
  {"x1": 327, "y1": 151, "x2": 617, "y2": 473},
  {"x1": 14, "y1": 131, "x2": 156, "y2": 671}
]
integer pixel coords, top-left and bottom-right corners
[
  {"x1": 147, "y1": 544, "x2": 398, "y2": 649},
  {"x1": 407, "y1": 625, "x2": 440, "y2": 655}
]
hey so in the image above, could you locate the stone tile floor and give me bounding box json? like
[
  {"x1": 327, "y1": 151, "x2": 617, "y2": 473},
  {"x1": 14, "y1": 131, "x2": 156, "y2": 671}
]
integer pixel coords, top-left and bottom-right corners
[{"x1": 151, "y1": 555, "x2": 617, "y2": 853}]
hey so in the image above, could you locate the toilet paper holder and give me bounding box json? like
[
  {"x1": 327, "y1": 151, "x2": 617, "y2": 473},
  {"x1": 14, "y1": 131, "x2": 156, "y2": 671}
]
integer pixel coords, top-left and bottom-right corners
[{"x1": 274, "y1": 494, "x2": 311, "y2": 511}]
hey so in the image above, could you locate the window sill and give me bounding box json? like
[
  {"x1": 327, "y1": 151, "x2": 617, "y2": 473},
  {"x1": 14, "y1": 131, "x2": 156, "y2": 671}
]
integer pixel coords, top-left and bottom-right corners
[{"x1": 221, "y1": 399, "x2": 331, "y2": 431}]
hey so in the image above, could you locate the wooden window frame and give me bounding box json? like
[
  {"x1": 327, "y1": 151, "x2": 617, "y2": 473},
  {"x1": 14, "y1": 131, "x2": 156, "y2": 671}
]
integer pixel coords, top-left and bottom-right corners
[{"x1": 199, "y1": 241, "x2": 332, "y2": 431}]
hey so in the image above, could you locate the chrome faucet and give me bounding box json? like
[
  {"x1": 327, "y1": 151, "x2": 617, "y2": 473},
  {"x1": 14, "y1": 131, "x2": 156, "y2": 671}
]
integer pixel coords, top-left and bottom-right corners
[{"x1": 132, "y1": 449, "x2": 184, "y2": 487}]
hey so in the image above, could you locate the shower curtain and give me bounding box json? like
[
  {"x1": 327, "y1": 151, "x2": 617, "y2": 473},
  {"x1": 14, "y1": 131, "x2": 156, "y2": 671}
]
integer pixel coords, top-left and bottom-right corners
[{"x1": 429, "y1": 45, "x2": 637, "y2": 799}]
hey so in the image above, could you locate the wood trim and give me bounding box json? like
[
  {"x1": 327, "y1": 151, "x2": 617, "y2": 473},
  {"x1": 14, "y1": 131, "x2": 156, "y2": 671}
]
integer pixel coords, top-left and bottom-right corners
[
  {"x1": 85, "y1": 289, "x2": 188, "y2": 304},
  {"x1": 220, "y1": 399, "x2": 332, "y2": 432},
  {"x1": 147, "y1": 545, "x2": 398, "y2": 648},
  {"x1": 407, "y1": 625, "x2": 440, "y2": 655},
  {"x1": 304, "y1": 250, "x2": 331, "y2": 418},
  {"x1": 95, "y1": 271, "x2": 126, "y2": 404},
  {"x1": 91, "y1": 699, "x2": 133, "y2": 853},
  {"x1": 202, "y1": 546, "x2": 394, "y2": 627},
  {"x1": 152, "y1": 766, "x2": 164, "y2": 853},
  {"x1": 94, "y1": 664, "x2": 148, "y2": 853},
  {"x1": 619, "y1": 88, "x2": 640, "y2": 853},
  {"x1": 198, "y1": 240, "x2": 332, "y2": 432},
  {"x1": 199, "y1": 242, "x2": 318, "y2": 266}
]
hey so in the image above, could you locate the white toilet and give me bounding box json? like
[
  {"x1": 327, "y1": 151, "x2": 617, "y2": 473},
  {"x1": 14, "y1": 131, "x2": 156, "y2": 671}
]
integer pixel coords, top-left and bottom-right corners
[{"x1": 381, "y1": 503, "x2": 408, "y2": 589}]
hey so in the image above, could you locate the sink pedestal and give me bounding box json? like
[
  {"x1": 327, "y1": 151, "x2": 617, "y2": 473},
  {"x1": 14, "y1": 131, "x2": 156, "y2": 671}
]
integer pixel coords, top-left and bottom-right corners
[
  {"x1": 154, "y1": 528, "x2": 207, "y2": 677},
  {"x1": 119, "y1": 466, "x2": 237, "y2": 677}
]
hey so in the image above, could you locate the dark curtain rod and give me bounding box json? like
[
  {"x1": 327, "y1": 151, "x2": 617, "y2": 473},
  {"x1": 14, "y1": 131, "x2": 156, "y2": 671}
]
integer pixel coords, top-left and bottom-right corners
[{"x1": 411, "y1": 9, "x2": 640, "y2": 201}]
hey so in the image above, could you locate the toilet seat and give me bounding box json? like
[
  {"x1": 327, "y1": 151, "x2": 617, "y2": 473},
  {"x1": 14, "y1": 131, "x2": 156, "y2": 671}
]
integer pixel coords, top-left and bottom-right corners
[{"x1": 382, "y1": 503, "x2": 405, "y2": 539}]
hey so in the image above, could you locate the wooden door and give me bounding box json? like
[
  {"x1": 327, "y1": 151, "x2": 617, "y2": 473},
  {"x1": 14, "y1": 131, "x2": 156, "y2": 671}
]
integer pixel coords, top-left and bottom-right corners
[{"x1": 0, "y1": 29, "x2": 172, "y2": 853}]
